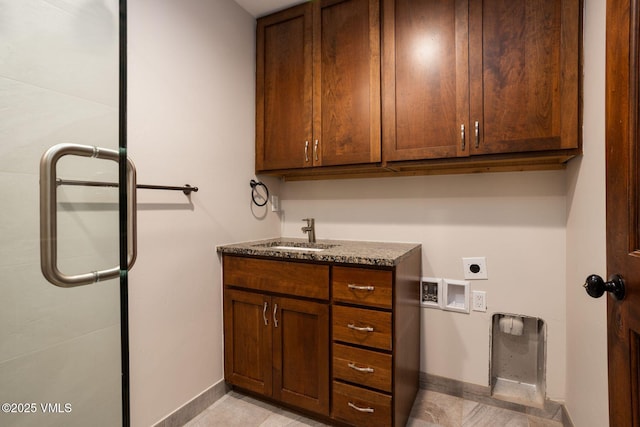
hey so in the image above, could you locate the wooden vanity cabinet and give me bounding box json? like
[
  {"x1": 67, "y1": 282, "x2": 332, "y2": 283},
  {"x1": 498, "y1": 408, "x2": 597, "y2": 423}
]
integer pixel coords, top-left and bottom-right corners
[
  {"x1": 223, "y1": 256, "x2": 330, "y2": 416},
  {"x1": 382, "y1": 0, "x2": 581, "y2": 162},
  {"x1": 256, "y1": 0, "x2": 381, "y2": 172},
  {"x1": 222, "y1": 249, "x2": 421, "y2": 427}
]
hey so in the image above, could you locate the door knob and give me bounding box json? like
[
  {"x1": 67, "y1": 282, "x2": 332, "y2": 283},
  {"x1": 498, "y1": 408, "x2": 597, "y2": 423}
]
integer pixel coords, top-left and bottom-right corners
[{"x1": 584, "y1": 274, "x2": 625, "y2": 300}]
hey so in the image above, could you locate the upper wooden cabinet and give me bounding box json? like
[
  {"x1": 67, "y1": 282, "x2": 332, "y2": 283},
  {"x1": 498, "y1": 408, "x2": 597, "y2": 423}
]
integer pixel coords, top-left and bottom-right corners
[
  {"x1": 256, "y1": 0, "x2": 582, "y2": 179},
  {"x1": 256, "y1": 0, "x2": 381, "y2": 172},
  {"x1": 382, "y1": 0, "x2": 581, "y2": 162}
]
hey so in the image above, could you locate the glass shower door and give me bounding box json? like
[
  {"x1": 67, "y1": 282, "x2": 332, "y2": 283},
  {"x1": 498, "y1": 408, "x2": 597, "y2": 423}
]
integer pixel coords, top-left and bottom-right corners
[{"x1": 0, "y1": 1, "x2": 127, "y2": 426}]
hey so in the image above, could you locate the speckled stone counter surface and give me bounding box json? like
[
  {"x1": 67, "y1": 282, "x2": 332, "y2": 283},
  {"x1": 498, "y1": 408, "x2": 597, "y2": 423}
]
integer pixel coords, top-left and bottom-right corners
[{"x1": 216, "y1": 237, "x2": 421, "y2": 267}]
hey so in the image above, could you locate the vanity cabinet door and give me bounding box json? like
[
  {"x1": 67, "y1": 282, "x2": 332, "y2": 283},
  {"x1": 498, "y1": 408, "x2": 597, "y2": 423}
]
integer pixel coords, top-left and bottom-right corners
[
  {"x1": 222, "y1": 258, "x2": 331, "y2": 417},
  {"x1": 223, "y1": 289, "x2": 273, "y2": 397},
  {"x1": 272, "y1": 296, "x2": 330, "y2": 415}
]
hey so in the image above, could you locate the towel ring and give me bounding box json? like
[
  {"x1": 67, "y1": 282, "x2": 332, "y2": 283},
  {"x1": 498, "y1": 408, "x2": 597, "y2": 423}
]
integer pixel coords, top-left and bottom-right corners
[{"x1": 250, "y1": 179, "x2": 269, "y2": 207}]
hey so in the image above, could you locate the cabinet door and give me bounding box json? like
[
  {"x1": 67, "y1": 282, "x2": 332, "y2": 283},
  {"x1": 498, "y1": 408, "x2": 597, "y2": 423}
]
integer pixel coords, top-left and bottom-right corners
[
  {"x1": 314, "y1": 0, "x2": 381, "y2": 166},
  {"x1": 223, "y1": 289, "x2": 272, "y2": 396},
  {"x1": 382, "y1": 0, "x2": 470, "y2": 161},
  {"x1": 256, "y1": 3, "x2": 313, "y2": 171},
  {"x1": 272, "y1": 297, "x2": 330, "y2": 415},
  {"x1": 469, "y1": 0, "x2": 580, "y2": 155}
]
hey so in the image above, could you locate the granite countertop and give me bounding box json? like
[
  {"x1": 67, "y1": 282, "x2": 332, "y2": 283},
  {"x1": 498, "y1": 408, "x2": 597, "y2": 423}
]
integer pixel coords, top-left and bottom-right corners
[{"x1": 216, "y1": 237, "x2": 421, "y2": 267}]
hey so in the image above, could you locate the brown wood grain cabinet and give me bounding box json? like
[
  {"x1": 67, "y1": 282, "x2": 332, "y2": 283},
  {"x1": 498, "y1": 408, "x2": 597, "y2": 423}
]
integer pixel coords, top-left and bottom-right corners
[
  {"x1": 256, "y1": 0, "x2": 381, "y2": 172},
  {"x1": 382, "y1": 0, "x2": 581, "y2": 162},
  {"x1": 223, "y1": 256, "x2": 330, "y2": 416},
  {"x1": 222, "y1": 248, "x2": 421, "y2": 427},
  {"x1": 256, "y1": 0, "x2": 582, "y2": 180},
  {"x1": 331, "y1": 254, "x2": 421, "y2": 427}
]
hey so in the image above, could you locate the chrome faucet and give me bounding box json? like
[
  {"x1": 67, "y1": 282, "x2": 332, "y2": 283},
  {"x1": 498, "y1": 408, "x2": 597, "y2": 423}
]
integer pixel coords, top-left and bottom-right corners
[{"x1": 301, "y1": 218, "x2": 316, "y2": 243}]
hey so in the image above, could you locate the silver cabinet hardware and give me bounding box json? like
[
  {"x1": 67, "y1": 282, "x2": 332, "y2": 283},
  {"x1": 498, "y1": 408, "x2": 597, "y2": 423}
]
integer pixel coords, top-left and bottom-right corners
[
  {"x1": 348, "y1": 402, "x2": 374, "y2": 413},
  {"x1": 348, "y1": 362, "x2": 374, "y2": 373},
  {"x1": 304, "y1": 140, "x2": 309, "y2": 162},
  {"x1": 314, "y1": 139, "x2": 319, "y2": 161},
  {"x1": 461, "y1": 124, "x2": 466, "y2": 150},
  {"x1": 347, "y1": 323, "x2": 374, "y2": 332},
  {"x1": 273, "y1": 303, "x2": 279, "y2": 328},
  {"x1": 40, "y1": 143, "x2": 137, "y2": 288},
  {"x1": 263, "y1": 301, "x2": 269, "y2": 326},
  {"x1": 347, "y1": 284, "x2": 375, "y2": 291},
  {"x1": 475, "y1": 120, "x2": 480, "y2": 148}
]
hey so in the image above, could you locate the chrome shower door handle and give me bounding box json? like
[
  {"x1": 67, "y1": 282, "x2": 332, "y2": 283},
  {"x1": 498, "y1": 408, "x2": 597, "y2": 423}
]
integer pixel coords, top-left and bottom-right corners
[{"x1": 39, "y1": 143, "x2": 137, "y2": 288}]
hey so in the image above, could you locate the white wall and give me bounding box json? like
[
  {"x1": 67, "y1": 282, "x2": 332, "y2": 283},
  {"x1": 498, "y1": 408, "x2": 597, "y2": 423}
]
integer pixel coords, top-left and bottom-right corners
[
  {"x1": 280, "y1": 171, "x2": 568, "y2": 400},
  {"x1": 565, "y1": 0, "x2": 609, "y2": 425},
  {"x1": 127, "y1": 1, "x2": 280, "y2": 425}
]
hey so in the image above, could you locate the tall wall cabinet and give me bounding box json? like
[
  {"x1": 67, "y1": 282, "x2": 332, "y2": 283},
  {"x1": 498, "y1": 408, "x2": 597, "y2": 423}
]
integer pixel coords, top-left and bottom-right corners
[{"x1": 255, "y1": 0, "x2": 582, "y2": 179}]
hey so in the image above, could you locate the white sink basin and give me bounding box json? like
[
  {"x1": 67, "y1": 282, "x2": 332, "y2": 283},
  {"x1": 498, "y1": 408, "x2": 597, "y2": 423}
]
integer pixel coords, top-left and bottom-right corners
[
  {"x1": 252, "y1": 241, "x2": 337, "y2": 252},
  {"x1": 273, "y1": 245, "x2": 325, "y2": 252}
]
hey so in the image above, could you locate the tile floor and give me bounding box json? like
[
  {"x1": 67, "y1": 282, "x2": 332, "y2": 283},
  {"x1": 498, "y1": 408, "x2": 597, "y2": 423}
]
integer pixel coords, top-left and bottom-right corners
[{"x1": 183, "y1": 389, "x2": 564, "y2": 427}]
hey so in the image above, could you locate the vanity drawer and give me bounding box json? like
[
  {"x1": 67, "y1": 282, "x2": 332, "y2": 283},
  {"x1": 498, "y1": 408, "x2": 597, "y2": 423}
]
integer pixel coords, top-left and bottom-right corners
[
  {"x1": 332, "y1": 266, "x2": 393, "y2": 309},
  {"x1": 333, "y1": 305, "x2": 392, "y2": 351},
  {"x1": 333, "y1": 343, "x2": 392, "y2": 393},
  {"x1": 332, "y1": 381, "x2": 391, "y2": 427},
  {"x1": 223, "y1": 256, "x2": 329, "y2": 300}
]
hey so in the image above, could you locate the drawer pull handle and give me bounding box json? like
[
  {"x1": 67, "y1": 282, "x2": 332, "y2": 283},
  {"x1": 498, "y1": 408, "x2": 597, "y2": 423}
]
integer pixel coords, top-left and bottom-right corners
[
  {"x1": 348, "y1": 362, "x2": 374, "y2": 373},
  {"x1": 348, "y1": 402, "x2": 374, "y2": 413},
  {"x1": 348, "y1": 323, "x2": 374, "y2": 332},
  {"x1": 347, "y1": 284, "x2": 375, "y2": 291}
]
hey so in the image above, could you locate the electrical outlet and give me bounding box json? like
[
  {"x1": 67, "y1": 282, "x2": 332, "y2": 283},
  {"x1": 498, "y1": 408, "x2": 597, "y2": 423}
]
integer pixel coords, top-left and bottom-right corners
[
  {"x1": 270, "y1": 195, "x2": 279, "y2": 212},
  {"x1": 462, "y1": 257, "x2": 488, "y2": 280},
  {"x1": 472, "y1": 290, "x2": 487, "y2": 312}
]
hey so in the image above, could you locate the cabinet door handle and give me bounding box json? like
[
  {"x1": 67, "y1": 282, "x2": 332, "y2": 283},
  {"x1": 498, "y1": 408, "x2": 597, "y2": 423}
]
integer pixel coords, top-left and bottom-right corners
[
  {"x1": 474, "y1": 121, "x2": 480, "y2": 148},
  {"x1": 348, "y1": 362, "x2": 374, "y2": 373},
  {"x1": 273, "y1": 303, "x2": 279, "y2": 328},
  {"x1": 347, "y1": 323, "x2": 374, "y2": 332},
  {"x1": 347, "y1": 284, "x2": 375, "y2": 291},
  {"x1": 304, "y1": 141, "x2": 309, "y2": 162},
  {"x1": 314, "y1": 139, "x2": 319, "y2": 161},
  {"x1": 348, "y1": 402, "x2": 374, "y2": 413},
  {"x1": 262, "y1": 301, "x2": 269, "y2": 326},
  {"x1": 460, "y1": 124, "x2": 466, "y2": 150}
]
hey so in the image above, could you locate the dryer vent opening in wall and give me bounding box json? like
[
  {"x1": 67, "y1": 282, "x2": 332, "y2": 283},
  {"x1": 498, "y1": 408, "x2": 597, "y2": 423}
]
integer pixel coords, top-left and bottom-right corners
[{"x1": 490, "y1": 314, "x2": 546, "y2": 409}]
